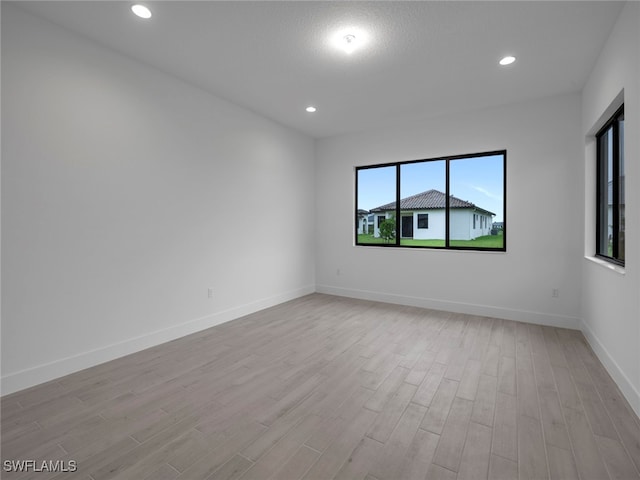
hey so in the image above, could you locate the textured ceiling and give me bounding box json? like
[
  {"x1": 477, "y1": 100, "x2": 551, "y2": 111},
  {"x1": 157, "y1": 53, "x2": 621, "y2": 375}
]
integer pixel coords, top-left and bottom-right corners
[{"x1": 15, "y1": 1, "x2": 624, "y2": 138}]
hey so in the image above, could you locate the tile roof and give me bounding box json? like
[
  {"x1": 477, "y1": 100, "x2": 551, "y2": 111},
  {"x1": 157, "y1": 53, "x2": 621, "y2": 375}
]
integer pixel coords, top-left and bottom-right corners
[{"x1": 370, "y1": 189, "x2": 495, "y2": 215}]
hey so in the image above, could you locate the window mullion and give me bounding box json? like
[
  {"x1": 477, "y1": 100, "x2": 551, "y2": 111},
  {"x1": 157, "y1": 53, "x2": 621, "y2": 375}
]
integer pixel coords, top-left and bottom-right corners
[
  {"x1": 612, "y1": 119, "x2": 620, "y2": 260},
  {"x1": 596, "y1": 135, "x2": 603, "y2": 256},
  {"x1": 445, "y1": 159, "x2": 450, "y2": 248},
  {"x1": 396, "y1": 164, "x2": 401, "y2": 246}
]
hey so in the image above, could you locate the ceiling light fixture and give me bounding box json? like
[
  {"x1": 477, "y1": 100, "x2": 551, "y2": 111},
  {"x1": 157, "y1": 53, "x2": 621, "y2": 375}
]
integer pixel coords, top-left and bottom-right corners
[
  {"x1": 342, "y1": 34, "x2": 357, "y2": 54},
  {"x1": 131, "y1": 4, "x2": 152, "y2": 19},
  {"x1": 306, "y1": 106, "x2": 317, "y2": 113},
  {"x1": 330, "y1": 28, "x2": 369, "y2": 55},
  {"x1": 499, "y1": 55, "x2": 516, "y2": 66}
]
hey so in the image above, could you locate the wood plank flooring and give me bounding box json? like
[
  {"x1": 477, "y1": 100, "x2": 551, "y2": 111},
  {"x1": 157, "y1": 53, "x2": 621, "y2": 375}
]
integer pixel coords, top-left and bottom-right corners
[{"x1": 2, "y1": 293, "x2": 640, "y2": 479}]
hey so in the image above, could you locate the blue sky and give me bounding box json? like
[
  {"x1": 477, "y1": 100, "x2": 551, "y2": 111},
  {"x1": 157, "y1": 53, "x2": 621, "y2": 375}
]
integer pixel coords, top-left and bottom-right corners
[{"x1": 357, "y1": 154, "x2": 504, "y2": 222}]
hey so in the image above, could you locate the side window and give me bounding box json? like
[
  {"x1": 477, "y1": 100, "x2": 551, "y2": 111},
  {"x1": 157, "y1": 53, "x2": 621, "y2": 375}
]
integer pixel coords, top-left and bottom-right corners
[{"x1": 596, "y1": 105, "x2": 624, "y2": 265}]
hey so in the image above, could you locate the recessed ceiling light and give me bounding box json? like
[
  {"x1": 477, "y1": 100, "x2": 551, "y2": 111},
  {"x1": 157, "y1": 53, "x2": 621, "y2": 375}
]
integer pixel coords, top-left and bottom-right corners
[
  {"x1": 306, "y1": 106, "x2": 317, "y2": 113},
  {"x1": 330, "y1": 28, "x2": 369, "y2": 55},
  {"x1": 342, "y1": 34, "x2": 357, "y2": 54},
  {"x1": 131, "y1": 4, "x2": 152, "y2": 19},
  {"x1": 499, "y1": 55, "x2": 516, "y2": 66}
]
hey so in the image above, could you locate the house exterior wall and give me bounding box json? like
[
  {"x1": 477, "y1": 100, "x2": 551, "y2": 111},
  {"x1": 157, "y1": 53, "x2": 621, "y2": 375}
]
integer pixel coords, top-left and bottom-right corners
[
  {"x1": 465, "y1": 209, "x2": 493, "y2": 240},
  {"x1": 372, "y1": 209, "x2": 491, "y2": 240},
  {"x1": 413, "y1": 210, "x2": 446, "y2": 240},
  {"x1": 448, "y1": 209, "x2": 493, "y2": 240},
  {"x1": 450, "y1": 209, "x2": 470, "y2": 240},
  {"x1": 357, "y1": 217, "x2": 367, "y2": 234}
]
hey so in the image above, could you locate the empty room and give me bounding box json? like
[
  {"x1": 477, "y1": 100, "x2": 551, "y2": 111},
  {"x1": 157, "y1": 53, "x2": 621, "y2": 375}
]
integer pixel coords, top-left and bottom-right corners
[{"x1": 1, "y1": 1, "x2": 639, "y2": 479}]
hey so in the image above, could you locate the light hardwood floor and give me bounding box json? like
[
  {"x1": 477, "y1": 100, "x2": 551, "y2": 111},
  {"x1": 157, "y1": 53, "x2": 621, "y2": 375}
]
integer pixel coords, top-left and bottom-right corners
[{"x1": 2, "y1": 293, "x2": 640, "y2": 480}]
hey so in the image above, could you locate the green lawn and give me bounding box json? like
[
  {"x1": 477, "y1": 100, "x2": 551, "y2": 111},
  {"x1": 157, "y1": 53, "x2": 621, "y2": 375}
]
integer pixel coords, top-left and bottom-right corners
[{"x1": 357, "y1": 233, "x2": 503, "y2": 249}]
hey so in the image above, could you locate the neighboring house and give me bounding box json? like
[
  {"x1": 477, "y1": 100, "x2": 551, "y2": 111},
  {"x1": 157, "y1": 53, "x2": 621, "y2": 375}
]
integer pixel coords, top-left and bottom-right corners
[
  {"x1": 356, "y1": 209, "x2": 369, "y2": 234},
  {"x1": 607, "y1": 178, "x2": 625, "y2": 239},
  {"x1": 367, "y1": 214, "x2": 375, "y2": 233},
  {"x1": 369, "y1": 189, "x2": 495, "y2": 240}
]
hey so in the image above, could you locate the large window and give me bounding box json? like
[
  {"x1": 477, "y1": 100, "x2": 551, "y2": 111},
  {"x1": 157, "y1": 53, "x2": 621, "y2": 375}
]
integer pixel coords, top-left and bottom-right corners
[
  {"x1": 596, "y1": 105, "x2": 624, "y2": 265},
  {"x1": 355, "y1": 150, "x2": 506, "y2": 251}
]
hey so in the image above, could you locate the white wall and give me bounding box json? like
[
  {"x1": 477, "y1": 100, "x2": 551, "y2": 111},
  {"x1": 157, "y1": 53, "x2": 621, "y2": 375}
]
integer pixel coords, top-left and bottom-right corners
[
  {"x1": 449, "y1": 209, "x2": 491, "y2": 241},
  {"x1": 1, "y1": 5, "x2": 316, "y2": 394},
  {"x1": 316, "y1": 93, "x2": 583, "y2": 328},
  {"x1": 414, "y1": 210, "x2": 445, "y2": 240},
  {"x1": 580, "y1": 1, "x2": 640, "y2": 415}
]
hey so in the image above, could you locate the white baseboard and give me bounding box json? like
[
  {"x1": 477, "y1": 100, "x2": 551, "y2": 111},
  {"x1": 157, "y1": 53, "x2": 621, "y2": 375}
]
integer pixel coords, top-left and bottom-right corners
[
  {"x1": 316, "y1": 284, "x2": 581, "y2": 329},
  {"x1": 1, "y1": 285, "x2": 315, "y2": 396},
  {"x1": 580, "y1": 319, "x2": 640, "y2": 418},
  {"x1": 8, "y1": 283, "x2": 637, "y2": 422}
]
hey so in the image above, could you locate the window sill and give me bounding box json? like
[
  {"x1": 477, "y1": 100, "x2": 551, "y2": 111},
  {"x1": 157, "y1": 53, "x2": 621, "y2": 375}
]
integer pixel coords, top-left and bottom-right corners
[
  {"x1": 355, "y1": 244, "x2": 506, "y2": 254},
  {"x1": 585, "y1": 256, "x2": 625, "y2": 275}
]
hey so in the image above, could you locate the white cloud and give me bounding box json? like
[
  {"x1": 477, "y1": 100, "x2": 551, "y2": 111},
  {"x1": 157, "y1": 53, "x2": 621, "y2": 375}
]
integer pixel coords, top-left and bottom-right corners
[{"x1": 472, "y1": 185, "x2": 502, "y2": 201}]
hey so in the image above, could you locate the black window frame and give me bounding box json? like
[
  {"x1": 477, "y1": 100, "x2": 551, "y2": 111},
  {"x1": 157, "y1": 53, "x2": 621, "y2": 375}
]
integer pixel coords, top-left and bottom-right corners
[
  {"x1": 417, "y1": 213, "x2": 429, "y2": 229},
  {"x1": 355, "y1": 149, "x2": 507, "y2": 252},
  {"x1": 596, "y1": 105, "x2": 625, "y2": 266}
]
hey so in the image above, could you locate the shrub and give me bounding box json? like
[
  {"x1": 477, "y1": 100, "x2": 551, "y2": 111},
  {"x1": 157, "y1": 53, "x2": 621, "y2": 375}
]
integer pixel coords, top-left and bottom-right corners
[{"x1": 379, "y1": 218, "x2": 396, "y2": 243}]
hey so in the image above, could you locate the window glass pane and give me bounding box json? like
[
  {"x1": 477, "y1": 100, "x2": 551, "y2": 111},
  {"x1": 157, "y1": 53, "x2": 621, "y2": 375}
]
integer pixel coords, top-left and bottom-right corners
[
  {"x1": 449, "y1": 154, "x2": 504, "y2": 249},
  {"x1": 597, "y1": 128, "x2": 612, "y2": 257},
  {"x1": 596, "y1": 106, "x2": 624, "y2": 265},
  {"x1": 355, "y1": 150, "x2": 506, "y2": 252},
  {"x1": 357, "y1": 166, "x2": 396, "y2": 244},
  {"x1": 399, "y1": 160, "x2": 445, "y2": 246},
  {"x1": 618, "y1": 113, "x2": 625, "y2": 261}
]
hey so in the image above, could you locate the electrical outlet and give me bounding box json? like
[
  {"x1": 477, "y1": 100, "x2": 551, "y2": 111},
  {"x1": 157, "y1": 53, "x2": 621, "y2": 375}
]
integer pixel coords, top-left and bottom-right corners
[
  {"x1": 552, "y1": 288, "x2": 559, "y2": 298},
  {"x1": 208, "y1": 288, "x2": 214, "y2": 299}
]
